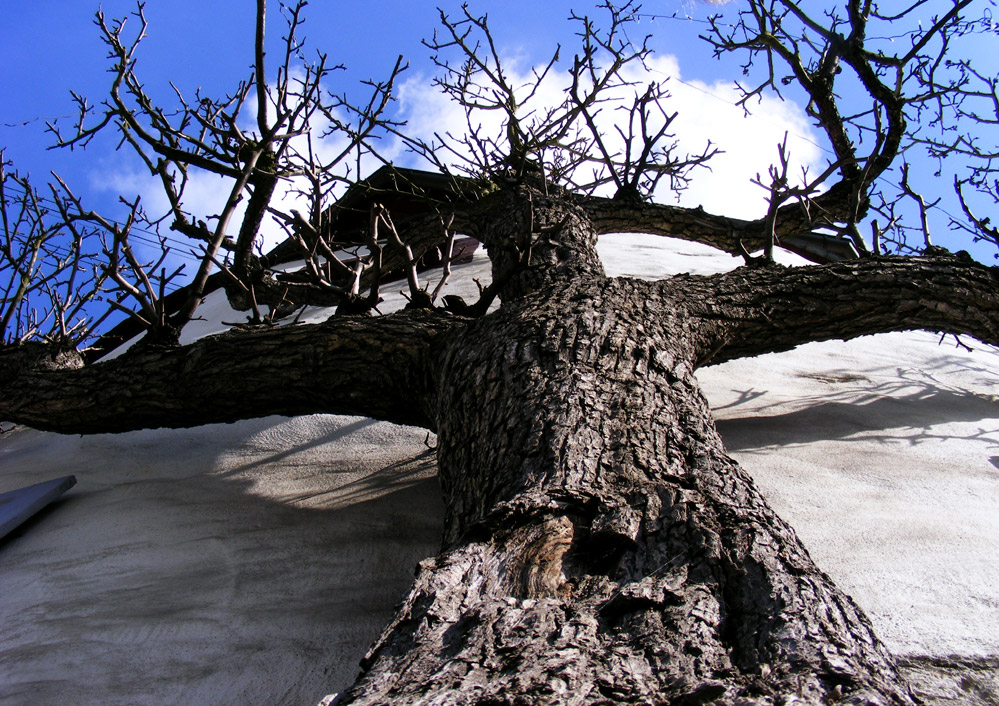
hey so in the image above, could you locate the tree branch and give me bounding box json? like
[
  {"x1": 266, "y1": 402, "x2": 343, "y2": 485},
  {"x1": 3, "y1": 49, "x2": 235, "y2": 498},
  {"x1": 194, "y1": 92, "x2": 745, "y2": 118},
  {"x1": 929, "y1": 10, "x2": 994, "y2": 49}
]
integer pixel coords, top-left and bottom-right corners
[
  {"x1": 580, "y1": 195, "x2": 763, "y2": 253},
  {"x1": 578, "y1": 180, "x2": 858, "y2": 258},
  {"x1": 687, "y1": 254, "x2": 999, "y2": 367},
  {"x1": 0, "y1": 309, "x2": 458, "y2": 434}
]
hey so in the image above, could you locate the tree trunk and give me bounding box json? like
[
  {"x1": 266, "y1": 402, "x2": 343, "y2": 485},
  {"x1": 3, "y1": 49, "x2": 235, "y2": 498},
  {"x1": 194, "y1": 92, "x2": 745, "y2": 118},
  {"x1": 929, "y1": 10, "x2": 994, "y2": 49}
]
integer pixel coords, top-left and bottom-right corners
[{"x1": 333, "y1": 275, "x2": 913, "y2": 705}]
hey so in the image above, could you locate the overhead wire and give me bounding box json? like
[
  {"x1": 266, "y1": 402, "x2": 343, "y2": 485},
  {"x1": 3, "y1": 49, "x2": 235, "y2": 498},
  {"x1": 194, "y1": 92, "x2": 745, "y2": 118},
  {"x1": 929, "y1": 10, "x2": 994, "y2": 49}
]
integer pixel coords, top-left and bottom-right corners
[
  {"x1": 0, "y1": 179, "x2": 217, "y2": 264},
  {"x1": 0, "y1": 180, "x2": 210, "y2": 298}
]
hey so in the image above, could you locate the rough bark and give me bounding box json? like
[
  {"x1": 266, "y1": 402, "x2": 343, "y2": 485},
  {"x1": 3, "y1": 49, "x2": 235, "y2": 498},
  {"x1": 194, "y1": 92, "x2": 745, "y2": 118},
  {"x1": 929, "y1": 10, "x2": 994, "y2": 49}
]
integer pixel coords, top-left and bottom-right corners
[
  {"x1": 579, "y1": 195, "x2": 765, "y2": 254},
  {"x1": 3, "y1": 181, "x2": 996, "y2": 704},
  {"x1": 0, "y1": 310, "x2": 452, "y2": 434},
  {"x1": 679, "y1": 253, "x2": 999, "y2": 366},
  {"x1": 333, "y1": 282, "x2": 914, "y2": 706}
]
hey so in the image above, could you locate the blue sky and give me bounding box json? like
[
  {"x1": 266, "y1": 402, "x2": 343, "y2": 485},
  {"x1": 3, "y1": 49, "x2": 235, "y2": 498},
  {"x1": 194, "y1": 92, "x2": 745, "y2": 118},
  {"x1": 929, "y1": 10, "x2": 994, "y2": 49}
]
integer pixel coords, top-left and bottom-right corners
[
  {"x1": 1, "y1": 1, "x2": 995, "y2": 260},
  {"x1": 0, "y1": 2, "x2": 735, "y2": 171},
  {"x1": 0, "y1": 2, "x2": 818, "y2": 232}
]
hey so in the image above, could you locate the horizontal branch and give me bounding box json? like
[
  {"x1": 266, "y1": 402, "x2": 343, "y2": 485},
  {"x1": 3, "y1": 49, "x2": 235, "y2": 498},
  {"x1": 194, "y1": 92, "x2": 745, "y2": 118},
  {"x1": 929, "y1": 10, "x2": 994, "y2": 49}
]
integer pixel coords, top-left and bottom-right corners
[
  {"x1": 578, "y1": 182, "x2": 857, "y2": 257},
  {"x1": 686, "y1": 254, "x2": 999, "y2": 366},
  {"x1": 0, "y1": 310, "x2": 458, "y2": 434},
  {"x1": 579, "y1": 195, "x2": 764, "y2": 253}
]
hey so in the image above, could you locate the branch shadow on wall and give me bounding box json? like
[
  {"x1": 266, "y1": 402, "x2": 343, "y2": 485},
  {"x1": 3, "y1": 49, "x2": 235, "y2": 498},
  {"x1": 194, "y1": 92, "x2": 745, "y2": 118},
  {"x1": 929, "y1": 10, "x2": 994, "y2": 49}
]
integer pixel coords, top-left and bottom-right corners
[{"x1": 715, "y1": 385, "x2": 999, "y2": 453}]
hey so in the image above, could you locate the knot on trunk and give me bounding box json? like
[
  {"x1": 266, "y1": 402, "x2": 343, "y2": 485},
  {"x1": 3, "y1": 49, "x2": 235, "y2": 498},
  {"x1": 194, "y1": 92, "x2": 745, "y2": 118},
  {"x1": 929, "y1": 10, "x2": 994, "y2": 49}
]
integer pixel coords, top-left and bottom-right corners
[{"x1": 498, "y1": 515, "x2": 574, "y2": 598}]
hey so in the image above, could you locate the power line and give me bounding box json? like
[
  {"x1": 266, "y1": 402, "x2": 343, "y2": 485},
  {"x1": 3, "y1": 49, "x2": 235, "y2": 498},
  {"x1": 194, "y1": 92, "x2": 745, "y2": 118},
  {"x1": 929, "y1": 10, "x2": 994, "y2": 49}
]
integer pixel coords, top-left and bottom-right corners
[
  {"x1": 0, "y1": 180, "x2": 218, "y2": 263},
  {"x1": 636, "y1": 11, "x2": 738, "y2": 30},
  {"x1": 0, "y1": 114, "x2": 76, "y2": 129}
]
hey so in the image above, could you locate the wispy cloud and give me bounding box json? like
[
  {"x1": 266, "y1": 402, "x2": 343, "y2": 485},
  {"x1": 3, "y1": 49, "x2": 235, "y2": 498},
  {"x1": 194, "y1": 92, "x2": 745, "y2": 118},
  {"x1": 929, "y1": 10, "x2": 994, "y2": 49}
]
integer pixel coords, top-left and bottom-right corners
[
  {"x1": 395, "y1": 52, "x2": 823, "y2": 221},
  {"x1": 93, "y1": 51, "x2": 823, "y2": 265}
]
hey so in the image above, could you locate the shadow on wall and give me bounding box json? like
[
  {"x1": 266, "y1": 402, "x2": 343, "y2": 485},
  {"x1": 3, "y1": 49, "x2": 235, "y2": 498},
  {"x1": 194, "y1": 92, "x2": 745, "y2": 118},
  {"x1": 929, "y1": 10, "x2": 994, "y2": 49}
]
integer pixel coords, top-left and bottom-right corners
[
  {"x1": 0, "y1": 416, "x2": 446, "y2": 706},
  {"x1": 716, "y1": 385, "x2": 999, "y2": 453}
]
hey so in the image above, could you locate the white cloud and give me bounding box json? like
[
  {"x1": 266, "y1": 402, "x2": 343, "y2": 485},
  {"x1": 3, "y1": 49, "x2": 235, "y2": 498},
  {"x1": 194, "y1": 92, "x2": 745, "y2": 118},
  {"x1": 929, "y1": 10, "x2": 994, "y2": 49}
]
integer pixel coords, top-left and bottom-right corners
[
  {"x1": 91, "y1": 164, "x2": 259, "y2": 252},
  {"x1": 395, "y1": 52, "x2": 825, "y2": 221},
  {"x1": 92, "y1": 51, "x2": 825, "y2": 270},
  {"x1": 640, "y1": 55, "x2": 823, "y2": 219},
  {"x1": 89, "y1": 79, "x2": 401, "y2": 260}
]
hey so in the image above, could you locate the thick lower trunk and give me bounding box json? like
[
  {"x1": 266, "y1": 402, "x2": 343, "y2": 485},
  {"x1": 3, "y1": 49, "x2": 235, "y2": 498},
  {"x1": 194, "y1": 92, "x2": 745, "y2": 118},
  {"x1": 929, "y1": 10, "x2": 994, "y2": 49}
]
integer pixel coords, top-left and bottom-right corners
[{"x1": 334, "y1": 279, "x2": 914, "y2": 705}]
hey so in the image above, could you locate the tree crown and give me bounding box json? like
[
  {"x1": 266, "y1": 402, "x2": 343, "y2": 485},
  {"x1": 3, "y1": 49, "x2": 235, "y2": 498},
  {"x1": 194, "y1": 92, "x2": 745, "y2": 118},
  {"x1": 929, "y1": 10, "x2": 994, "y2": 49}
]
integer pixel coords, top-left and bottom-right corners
[{"x1": 1, "y1": 0, "x2": 996, "y2": 353}]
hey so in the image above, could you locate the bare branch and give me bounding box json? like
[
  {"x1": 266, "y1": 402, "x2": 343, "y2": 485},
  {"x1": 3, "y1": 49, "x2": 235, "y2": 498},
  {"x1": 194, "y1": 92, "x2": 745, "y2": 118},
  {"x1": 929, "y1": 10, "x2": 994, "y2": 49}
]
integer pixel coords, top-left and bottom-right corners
[
  {"x1": 0, "y1": 155, "x2": 106, "y2": 347},
  {"x1": 701, "y1": 0, "x2": 991, "y2": 255}
]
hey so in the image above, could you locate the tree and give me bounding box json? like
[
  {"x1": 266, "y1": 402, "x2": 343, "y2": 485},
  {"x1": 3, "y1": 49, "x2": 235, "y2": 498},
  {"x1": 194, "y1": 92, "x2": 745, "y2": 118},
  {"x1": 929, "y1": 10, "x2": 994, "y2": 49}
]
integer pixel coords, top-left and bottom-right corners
[{"x1": 2, "y1": 1, "x2": 997, "y2": 703}]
